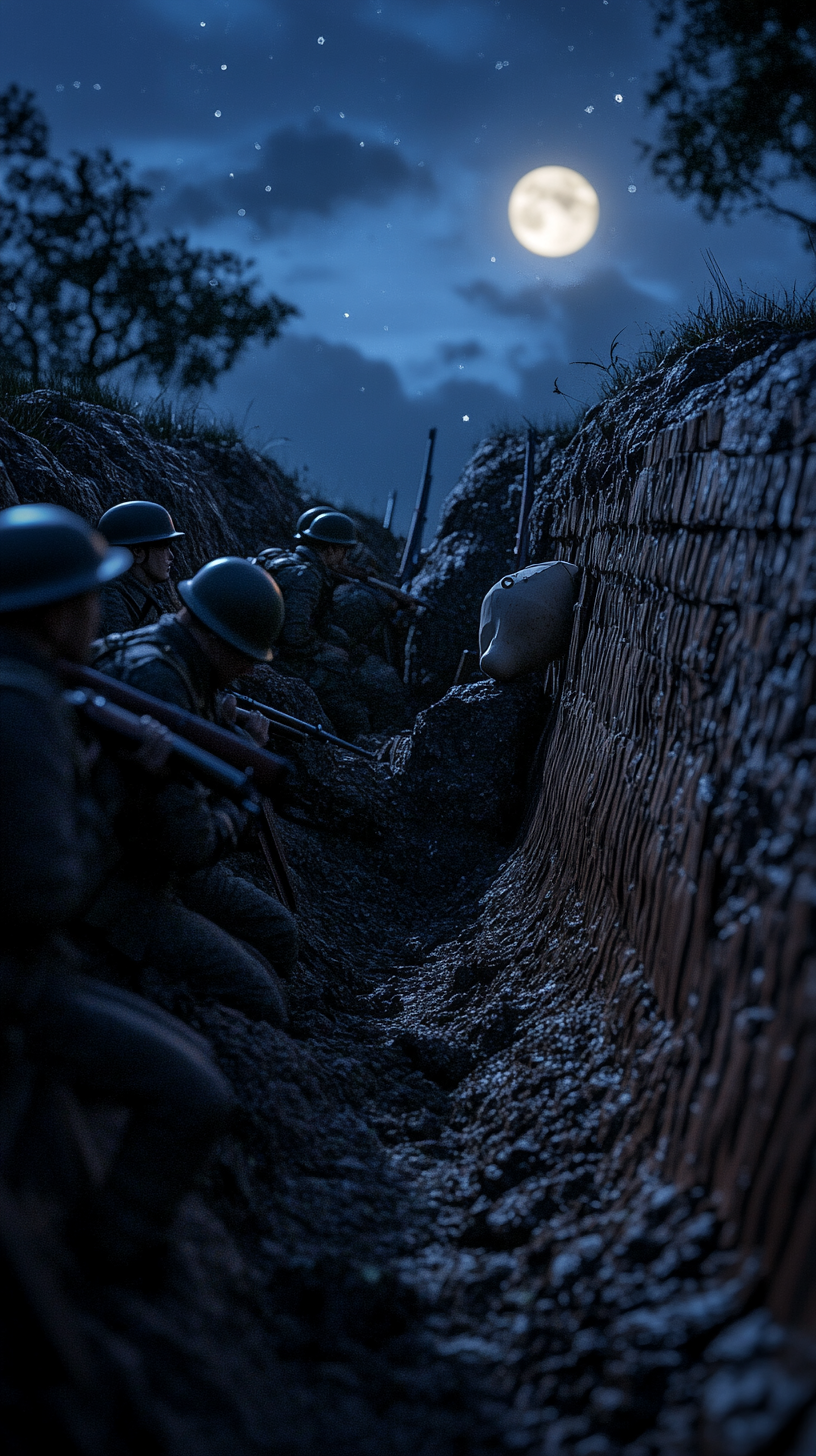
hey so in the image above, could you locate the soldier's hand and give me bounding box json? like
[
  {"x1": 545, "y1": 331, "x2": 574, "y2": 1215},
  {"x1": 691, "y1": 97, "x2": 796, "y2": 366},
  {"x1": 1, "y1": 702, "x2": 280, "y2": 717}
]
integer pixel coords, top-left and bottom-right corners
[
  {"x1": 222, "y1": 692, "x2": 270, "y2": 746},
  {"x1": 220, "y1": 692, "x2": 238, "y2": 725},
  {"x1": 213, "y1": 800, "x2": 249, "y2": 846},
  {"x1": 126, "y1": 717, "x2": 173, "y2": 773},
  {"x1": 243, "y1": 709, "x2": 270, "y2": 747}
]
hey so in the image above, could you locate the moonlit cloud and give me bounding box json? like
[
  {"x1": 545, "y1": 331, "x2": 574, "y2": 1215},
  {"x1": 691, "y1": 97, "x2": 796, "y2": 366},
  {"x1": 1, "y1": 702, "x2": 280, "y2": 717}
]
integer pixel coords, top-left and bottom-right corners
[{"x1": 0, "y1": 0, "x2": 806, "y2": 532}]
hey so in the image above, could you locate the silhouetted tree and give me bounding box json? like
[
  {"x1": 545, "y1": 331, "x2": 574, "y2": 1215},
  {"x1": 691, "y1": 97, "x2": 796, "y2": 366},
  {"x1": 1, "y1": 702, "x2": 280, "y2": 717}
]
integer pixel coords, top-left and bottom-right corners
[
  {"x1": 0, "y1": 86, "x2": 297, "y2": 385},
  {"x1": 643, "y1": 1, "x2": 816, "y2": 245}
]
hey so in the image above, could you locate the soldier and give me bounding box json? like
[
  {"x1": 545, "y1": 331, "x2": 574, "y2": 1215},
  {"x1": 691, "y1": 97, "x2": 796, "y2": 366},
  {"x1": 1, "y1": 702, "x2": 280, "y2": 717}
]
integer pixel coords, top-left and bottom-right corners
[
  {"x1": 289, "y1": 509, "x2": 411, "y2": 728},
  {"x1": 256, "y1": 511, "x2": 380, "y2": 739},
  {"x1": 290, "y1": 505, "x2": 386, "y2": 578},
  {"x1": 97, "y1": 499, "x2": 185, "y2": 635},
  {"x1": 330, "y1": 578, "x2": 410, "y2": 731},
  {"x1": 89, "y1": 558, "x2": 298, "y2": 1015},
  {"x1": 0, "y1": 502, "x2": 233, "y2": 1277}
]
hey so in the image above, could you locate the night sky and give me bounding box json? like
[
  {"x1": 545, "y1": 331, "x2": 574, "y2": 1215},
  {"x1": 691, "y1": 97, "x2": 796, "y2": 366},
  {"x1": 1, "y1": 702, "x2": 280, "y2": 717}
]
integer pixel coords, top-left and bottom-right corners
[{"x1": 0, "y1": 0, "x2": 807, "y2": 535}]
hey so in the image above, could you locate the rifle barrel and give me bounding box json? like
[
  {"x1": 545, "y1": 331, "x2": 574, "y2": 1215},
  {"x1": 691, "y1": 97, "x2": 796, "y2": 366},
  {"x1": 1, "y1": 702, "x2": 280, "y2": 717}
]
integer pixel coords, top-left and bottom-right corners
[
  {"x1": 333, "y1": 570, "x2": 425, "y2": 613},
  {"x1": 398, "y1": 426, "x2": 437, "y2": 586},
  {"x1": 58, "y1": 661, "x2": 290, "y2": 798},
  {"x1": 232, "y1": 693, "x2": 376, "y2": 759},
  {"x1": 514, "y1": 425, "x2": 536, "y2": 571}
]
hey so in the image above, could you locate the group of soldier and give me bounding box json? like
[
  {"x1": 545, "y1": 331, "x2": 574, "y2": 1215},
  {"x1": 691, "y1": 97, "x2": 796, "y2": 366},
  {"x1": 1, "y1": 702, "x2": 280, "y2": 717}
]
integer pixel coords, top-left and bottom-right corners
[
  {"x1": 100, "y1": 497, "x2": 411, "y2": 740},
  {"x1": 0, "y1": 492, "x2": 413, "y2": 1286}
]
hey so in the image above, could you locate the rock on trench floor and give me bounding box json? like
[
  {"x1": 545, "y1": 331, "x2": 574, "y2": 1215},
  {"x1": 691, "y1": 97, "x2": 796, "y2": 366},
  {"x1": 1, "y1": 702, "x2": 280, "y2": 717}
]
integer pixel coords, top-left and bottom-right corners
[{"x1": 86, "y1": 759, "x2": 816, "y2": 1456}]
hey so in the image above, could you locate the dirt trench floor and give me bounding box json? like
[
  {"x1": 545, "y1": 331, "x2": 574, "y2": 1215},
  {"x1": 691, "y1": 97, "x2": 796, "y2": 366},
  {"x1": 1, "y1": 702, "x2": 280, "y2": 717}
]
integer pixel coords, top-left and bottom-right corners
[{"x1": 80, "y1": 753, "x2": 809, "y2": 1456}]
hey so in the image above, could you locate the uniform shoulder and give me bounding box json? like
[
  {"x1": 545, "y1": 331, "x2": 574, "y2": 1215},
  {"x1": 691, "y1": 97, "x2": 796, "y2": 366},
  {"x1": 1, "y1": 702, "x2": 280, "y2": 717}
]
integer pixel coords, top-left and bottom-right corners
[
  {"x1": 92, "y1": 619, "x2": 199, "y2": 712},
  {"x1": 260, "y1": 550, "x2": 305, "y2": 576},
  {"x1": 0, "y1": 649, "x2": 73, "y2": 782},
  {"x1": 269, "y1": 562, "x2": 322, "y2": 600},
  {"x1": 99, "y1": 575, "x2": 142, "y2": 635}
]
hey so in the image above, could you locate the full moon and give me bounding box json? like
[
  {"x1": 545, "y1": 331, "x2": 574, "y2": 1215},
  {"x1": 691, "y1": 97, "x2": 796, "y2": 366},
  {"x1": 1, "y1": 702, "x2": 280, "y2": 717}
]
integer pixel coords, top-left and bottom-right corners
[{"x1": 508, "y1": 166, "x2": 599, "y2": 257}]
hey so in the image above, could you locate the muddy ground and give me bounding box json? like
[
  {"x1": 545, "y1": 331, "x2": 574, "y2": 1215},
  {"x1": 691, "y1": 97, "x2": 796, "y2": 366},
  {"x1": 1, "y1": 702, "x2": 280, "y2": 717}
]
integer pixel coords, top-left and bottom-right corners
[{"x1": 69, "y1": 674, "x2": 811, "y2": 1456}]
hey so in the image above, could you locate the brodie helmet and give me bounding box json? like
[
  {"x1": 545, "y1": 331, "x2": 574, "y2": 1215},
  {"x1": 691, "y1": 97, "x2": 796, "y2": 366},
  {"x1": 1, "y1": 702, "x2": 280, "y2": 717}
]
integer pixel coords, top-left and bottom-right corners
[
  {"x1": 178, "y1": 557, "x2": 285, "y2": 661},
  {"x1": 294, "y1": 505, "x2": 334, "y2": 539},
  {"x1": 98, "y1": 500, "x2": 185, "y2": 547},
  {"x1": 0, "y1": 503, "x2": 131, "y2": 613},
  {"x1": 299, "y1": 511, "x2": 356, "y2": 547}
]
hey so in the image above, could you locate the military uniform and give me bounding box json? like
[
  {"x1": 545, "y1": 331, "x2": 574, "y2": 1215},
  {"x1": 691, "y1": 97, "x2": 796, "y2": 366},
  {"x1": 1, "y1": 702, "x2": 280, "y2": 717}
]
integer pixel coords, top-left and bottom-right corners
[
  {"x1": 0, "y1": 615, "x2": 232, "y2": 1271},
  {"x1": 331, "y1": 580, "x2": 409, "y2": 732},
  {"x1": 256, "y1": 544, "x2": 371, "y2": 738},
  {"x1": 99, "y1": 571, "x2": 166, "y2": 636},
  {"x1": 89, "y1": 615, "x2": 298, "y2": 1017}
]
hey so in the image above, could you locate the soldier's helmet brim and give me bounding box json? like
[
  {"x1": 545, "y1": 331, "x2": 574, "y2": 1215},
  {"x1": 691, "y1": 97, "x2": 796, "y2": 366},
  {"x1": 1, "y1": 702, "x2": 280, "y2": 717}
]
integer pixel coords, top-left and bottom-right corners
[
  {"x1": 300, "y1": 511, "x2": 357, "y2": 547},
  {"x1": 294, "y1": 505, "x2": 334, "y2": 539},
  {"x1": 0, "y1": 504, "x2": 132, "y2": 613}
]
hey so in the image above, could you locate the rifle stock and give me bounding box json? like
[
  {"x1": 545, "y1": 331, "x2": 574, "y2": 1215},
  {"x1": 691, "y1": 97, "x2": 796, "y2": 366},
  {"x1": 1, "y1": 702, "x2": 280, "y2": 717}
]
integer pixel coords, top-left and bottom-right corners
[
  {"x1": 58, "y1": 660, "x2": 290, "y2": 799},
  {"x1": 63, "y1": 689, "x2": 261, "y2": 812}
]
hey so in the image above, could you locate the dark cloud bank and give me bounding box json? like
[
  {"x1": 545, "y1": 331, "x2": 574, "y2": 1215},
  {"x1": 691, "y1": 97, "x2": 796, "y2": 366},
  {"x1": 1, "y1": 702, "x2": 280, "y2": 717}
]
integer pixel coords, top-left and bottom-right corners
[
  {"x1": 209, "y1": 263, "x2": 674, "y2": 538},
  {"x1": 160, "y1": 121, "x2": 432, "y2": 234}
]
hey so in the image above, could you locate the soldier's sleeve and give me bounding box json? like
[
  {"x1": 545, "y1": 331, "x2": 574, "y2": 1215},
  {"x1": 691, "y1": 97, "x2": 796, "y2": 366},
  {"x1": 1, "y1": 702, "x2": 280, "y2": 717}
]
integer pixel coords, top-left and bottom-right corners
[
  {"x1": 324, "y1": 623, "x2": 353, "y2": 650},
  {"x1": 0, "y1": 688, "x2": 101, "y2": 934},
  {"x1": 278, "y1": 568, "x2": 322, "y2": 654},
  {"x1": 123, "y1": 777, "x2": 245, "y2": 873}
]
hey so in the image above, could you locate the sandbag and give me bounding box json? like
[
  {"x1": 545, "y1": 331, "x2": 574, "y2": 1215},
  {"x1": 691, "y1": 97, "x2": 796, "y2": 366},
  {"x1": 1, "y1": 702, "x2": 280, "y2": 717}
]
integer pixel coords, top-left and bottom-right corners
[{"x1": 479, "y1": 561, "x2": 579, "y2": 682}]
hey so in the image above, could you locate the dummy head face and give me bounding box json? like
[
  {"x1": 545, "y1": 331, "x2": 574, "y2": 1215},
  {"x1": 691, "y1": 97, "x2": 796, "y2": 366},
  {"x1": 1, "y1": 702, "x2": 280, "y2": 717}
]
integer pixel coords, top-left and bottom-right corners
[{"x1": 479, "y1": 561, "x2": 579, "y2": 682}]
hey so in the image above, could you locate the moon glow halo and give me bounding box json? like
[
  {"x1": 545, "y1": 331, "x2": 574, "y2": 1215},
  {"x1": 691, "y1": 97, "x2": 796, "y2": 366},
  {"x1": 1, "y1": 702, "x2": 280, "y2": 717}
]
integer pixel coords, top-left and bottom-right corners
[{"x1": 508, "y1": 166, "x2": 599, "y2": 257}]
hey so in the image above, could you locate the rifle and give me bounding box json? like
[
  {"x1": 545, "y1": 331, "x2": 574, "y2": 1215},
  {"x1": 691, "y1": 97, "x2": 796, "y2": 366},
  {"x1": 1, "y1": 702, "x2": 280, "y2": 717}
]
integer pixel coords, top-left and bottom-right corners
[
  {"x1": 333, "y1": 568, "x2": 425, "y2": 613},
  {"x1": 513, "y1": 425, "x2": 537, "y2": 571},
  {"x1": 398, "y1": 427, "x2": 437, "y2": 586},
  {"x1": 231, "y1": 693, "x2": 376, "y2": 760},
  {"x1": 64, "y1": 688, "x2": 261, "y2": 814},
  {"x1": 58, "y1": 660, "x2": 290, "y2": 799},
  {"x1": 255, "y1": 796, "x2": 297, "y2": 912}
]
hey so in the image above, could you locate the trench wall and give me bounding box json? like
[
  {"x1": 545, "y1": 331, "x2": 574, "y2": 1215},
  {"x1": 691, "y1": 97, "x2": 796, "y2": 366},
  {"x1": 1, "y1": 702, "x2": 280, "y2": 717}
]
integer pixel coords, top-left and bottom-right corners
[
  {"x1": 0, "y1": 391, "x2": 299, "y2": 572},
  {"x1": 525, "y1": 333, "x2": 816, "y2": 1327}
]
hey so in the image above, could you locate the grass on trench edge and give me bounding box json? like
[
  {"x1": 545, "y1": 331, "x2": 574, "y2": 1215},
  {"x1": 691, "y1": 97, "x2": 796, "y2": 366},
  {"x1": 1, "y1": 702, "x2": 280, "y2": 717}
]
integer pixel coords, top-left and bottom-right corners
[
  {"x1": 575, "y1": 255, "x2": 816, "y2": 402},
  {"x1": 497, "y1": 257, "x2": 816, "y2": 450},
  {"x1": 0, "y1": 366, "x2": 250, "y2": 454}
]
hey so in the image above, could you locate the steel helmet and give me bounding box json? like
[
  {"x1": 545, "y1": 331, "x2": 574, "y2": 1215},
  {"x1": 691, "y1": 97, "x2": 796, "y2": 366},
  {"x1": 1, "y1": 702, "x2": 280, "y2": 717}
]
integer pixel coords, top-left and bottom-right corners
[
  {"x1": 97, "y1": 500, "x2": 185, "y2": 547},
  {"x1": 178, "y1": 557, "x2": 285, "y2": 661},
  {"x1": 300, "y1": 511, "x2": 356, "y2": 547},
  {"x1": 0, "y1": 503, "x2": 131, "y2": 613},
  {"x1": 295, "y1": 505, "x2": 333, "y2": 538}
]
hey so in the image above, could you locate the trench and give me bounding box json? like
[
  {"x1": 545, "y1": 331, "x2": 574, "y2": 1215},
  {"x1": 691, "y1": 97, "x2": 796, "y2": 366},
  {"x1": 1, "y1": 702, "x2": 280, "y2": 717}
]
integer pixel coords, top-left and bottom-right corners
[
  {"x1": 5, "y1": 336, "x2": 816, "y2": 1454},
  {"x1": 88, "y1": 728, "x2": 755, "y2": 1456}
]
